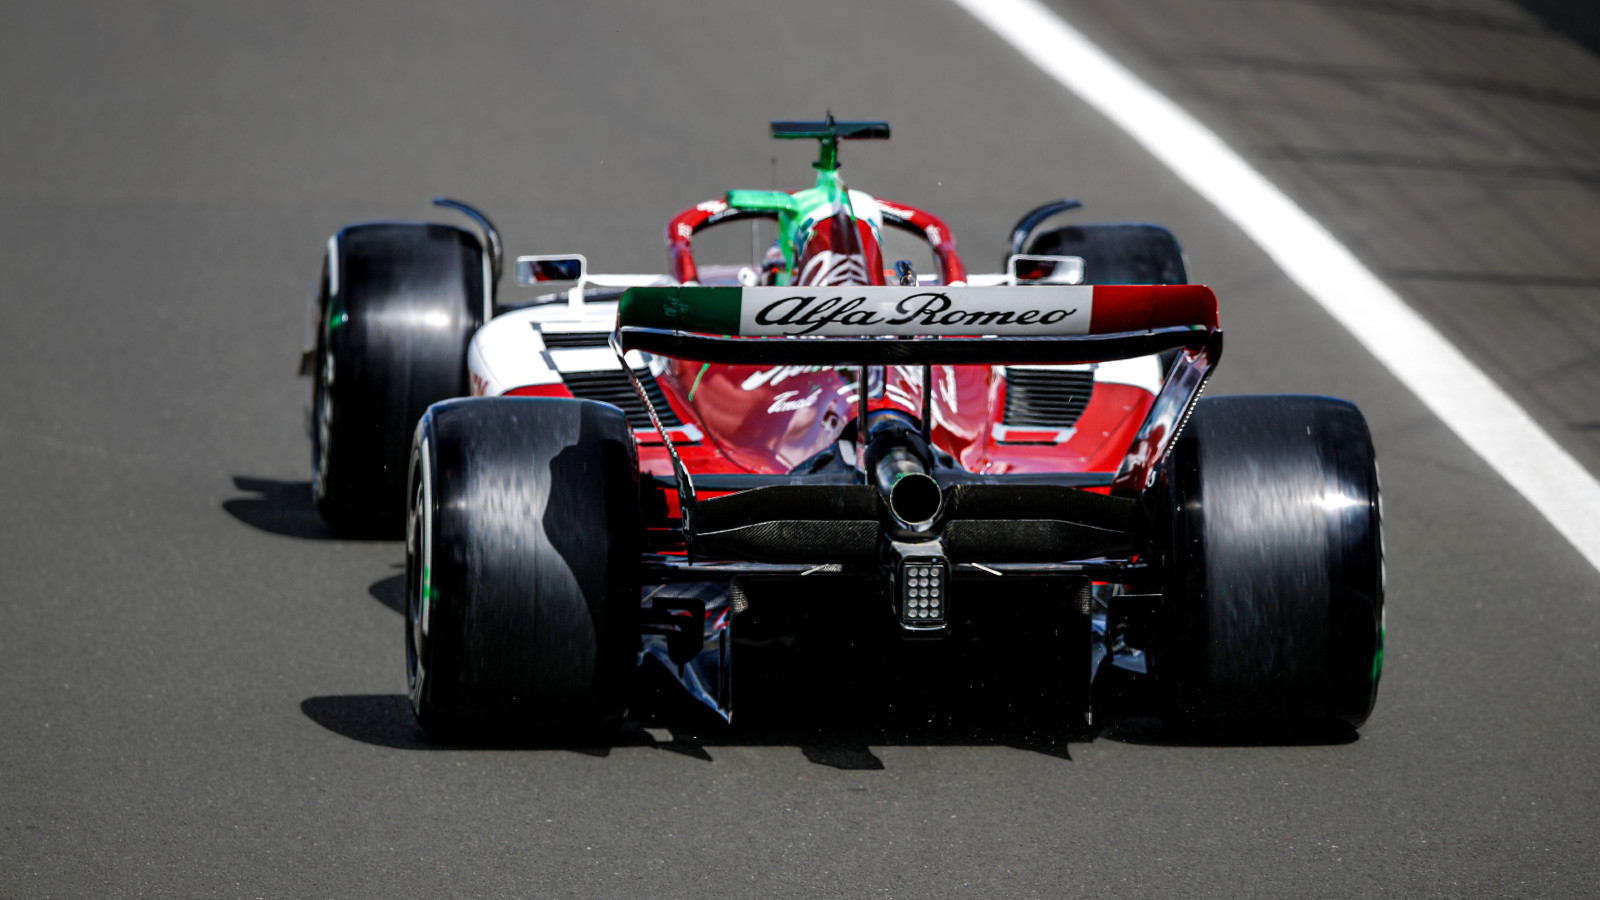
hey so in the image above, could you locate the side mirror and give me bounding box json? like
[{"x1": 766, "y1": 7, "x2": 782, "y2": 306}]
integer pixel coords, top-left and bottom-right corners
[
  {"x1": 1007, "y1": 254, "x2": 1085, "y2": 285},
  {"x1": 515, "y1": 254, "x2": 588, "y2": 285}
]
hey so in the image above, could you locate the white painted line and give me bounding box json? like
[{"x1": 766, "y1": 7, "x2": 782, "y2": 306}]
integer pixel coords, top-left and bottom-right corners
[{"x1": 950, "y1": 0, "x2": 1600, "y2": 573}]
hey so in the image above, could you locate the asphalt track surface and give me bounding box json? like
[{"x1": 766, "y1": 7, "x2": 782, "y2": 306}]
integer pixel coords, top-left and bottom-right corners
[{"x1": 2, "y1": 1, "x2": 1598, "y2": 897}]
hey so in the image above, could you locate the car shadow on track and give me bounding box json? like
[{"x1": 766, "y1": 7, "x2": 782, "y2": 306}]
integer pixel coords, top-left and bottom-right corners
[
  {"x1": 222, "y1": 475, "x2": 391, "y2": 541},
  {"x1": 300, "y1": 683, "x2": 1355, "y2": 765},
  {"x1": 369, "y1": 573, "x2": 404, "y2": 614},
  {"x1": 300, "y1": 674, "x2": 1082, "y2": 769},
  {"x1": 302, "y1": 622, "x2": 1093, "y2": 769},
  {"x1": 300, "y1": 693, "x2": 717, "y2": 758}
]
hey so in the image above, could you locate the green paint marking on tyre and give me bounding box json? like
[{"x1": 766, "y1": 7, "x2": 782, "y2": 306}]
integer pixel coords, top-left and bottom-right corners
[
  {"x1": 1372, "y1": 625, "x2": 1385, "y2": 684},
  {"x1": 421, "y1": 565, "x2": 434, "y2": 622}
]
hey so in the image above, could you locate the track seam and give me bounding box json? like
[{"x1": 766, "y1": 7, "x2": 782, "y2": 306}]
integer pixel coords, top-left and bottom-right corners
[{"x1": 950, "y1": 0, "x2": 1600, "y2": 574}]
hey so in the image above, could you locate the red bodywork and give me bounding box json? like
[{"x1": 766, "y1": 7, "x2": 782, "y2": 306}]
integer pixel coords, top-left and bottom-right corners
[
  {"x1": 642, "y1": 197, "x2": 1158, "y2": 489},
  {"x1": 526, "y1": 197, "x2": 1190, "y2": 512}
]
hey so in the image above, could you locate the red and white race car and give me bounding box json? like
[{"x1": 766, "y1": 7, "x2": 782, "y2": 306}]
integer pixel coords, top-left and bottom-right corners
[{"x1": 302, "y1": 117, "x2": 1383, "y2": 741}]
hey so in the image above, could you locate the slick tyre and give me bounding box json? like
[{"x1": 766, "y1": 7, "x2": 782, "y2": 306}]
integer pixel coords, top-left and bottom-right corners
[
  {"x1": 1158, "y1": 395, "x2": 1384, "y2": 732},
  {"x1": 1025, "y1": 222, "x2": 1187, "y2": 285},
  {"x1": 312, "y1": 223, "x2": 485, "y2": 535},
  {"x1": 406, "y1": 398, "x2": 641, "y2": 742}
]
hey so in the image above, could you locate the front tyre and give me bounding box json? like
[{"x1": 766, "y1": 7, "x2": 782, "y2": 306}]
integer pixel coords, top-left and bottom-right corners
[
  {"x1": 312, "y1": 223, "x2": 484, "y2": 535},
  {"x1": 406, "y1": 398, "x2": 641, "y2": 742},
  {"x1": 1157, "y1": 395, "x2": 1384, "y2": 732}
]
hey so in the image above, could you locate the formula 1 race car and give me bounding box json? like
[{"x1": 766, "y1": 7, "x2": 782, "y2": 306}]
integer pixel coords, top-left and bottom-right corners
[{"x1": 302, "y1": 117, "x2": 1383, "y2": 740}]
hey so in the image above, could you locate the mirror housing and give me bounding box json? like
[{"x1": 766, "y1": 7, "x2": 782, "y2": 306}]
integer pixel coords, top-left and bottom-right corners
[
  {"x1": 1007, "y1": 254, "x2": 1085, "y2": 285},
  {"x1": 515, "y1": 254, "x2": 588, "y2": 285}
]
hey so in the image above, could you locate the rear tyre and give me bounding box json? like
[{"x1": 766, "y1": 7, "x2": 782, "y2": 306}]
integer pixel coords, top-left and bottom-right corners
[
  {"x1": 406, "y1": 398, "x2": 641, "y2": 742},
  {"x1": 312, "y1": 223, "x2": 484, "y2": 535},
  {"x1": 1157, "y1": 395, "x2": 1383, "y2": 732},
  {"x1": 1025, "y1": 222, "x2": 1187, "y2": 286}
]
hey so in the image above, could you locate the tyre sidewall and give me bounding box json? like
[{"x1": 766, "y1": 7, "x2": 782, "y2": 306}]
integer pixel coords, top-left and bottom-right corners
[
  {"x1": 314, "y1": 223, "x2": 484, "y2": 535},
  {"x1": 410, "y1": 397, "x2": 640, "y2": 739},
  {"x1": 1160, "y1": 395, "x2": 1384, "y2": 730}
]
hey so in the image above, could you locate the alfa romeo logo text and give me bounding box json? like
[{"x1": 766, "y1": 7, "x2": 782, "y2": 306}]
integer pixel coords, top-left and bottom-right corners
[{"x1": 754, "y1": 291, "x2": 1078, "y2": 336}]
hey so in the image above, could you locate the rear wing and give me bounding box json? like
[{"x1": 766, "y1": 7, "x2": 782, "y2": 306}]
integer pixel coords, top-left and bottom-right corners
[
  {"x1": 610, "y1": 284, "x2": 1223, "y2": 522},
  {"x1": 615, "y1": 284, "x2": 1217, "y2": 365}
]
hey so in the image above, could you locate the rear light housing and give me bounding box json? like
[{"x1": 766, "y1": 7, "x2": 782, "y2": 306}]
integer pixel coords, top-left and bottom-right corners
[{"x1": 899, "y1": 557, "x2": 948, "y2": 628}]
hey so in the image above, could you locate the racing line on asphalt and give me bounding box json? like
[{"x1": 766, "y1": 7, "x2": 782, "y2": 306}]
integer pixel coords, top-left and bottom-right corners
[{"x1": 951, "y1": 0, "x2": 1600, "y2": 574}]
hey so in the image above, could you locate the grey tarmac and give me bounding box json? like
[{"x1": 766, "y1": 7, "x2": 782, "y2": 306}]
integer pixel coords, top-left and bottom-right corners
[{"x1": 1, "y1": 1, "x2": 1596, "y2": 897}]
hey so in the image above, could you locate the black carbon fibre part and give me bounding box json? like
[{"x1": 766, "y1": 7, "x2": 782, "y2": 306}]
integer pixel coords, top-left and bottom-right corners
[
  {"x1": 693, "y1": 485, "x2": 883, "y2": 534},
  {"x1": 693, "y1": 520, "x2": 882, "y2": 564},
  {"x1": 619, "y1": 325, "x2": 1209, "y2": 367},
  {"x1": 942, "y1": 519, "x2": 1133, "y2": 563},
  {"x1": 940, "y1": 484, "x2": 1137, "y2": 533}
]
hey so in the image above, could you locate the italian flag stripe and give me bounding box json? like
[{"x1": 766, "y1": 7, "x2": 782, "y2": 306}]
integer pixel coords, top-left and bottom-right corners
[{"x1": 620, "y1": 286, "x2": 744, "y2": 335}]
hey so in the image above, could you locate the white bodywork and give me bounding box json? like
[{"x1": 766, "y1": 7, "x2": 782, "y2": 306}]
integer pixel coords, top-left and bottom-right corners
[
  {"x1": 469, "y1": 274, "x2": 1163, "y2": 451},
  {"x1": 467, "y1": 302, "x2": 624, "y2": 396},
  {"x1": 467, "y1": 293, "x2": 705, "y2": 443}
]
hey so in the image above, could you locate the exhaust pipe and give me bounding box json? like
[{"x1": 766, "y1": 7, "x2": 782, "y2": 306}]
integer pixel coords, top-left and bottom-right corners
[
  {"x1": 864, "y1": 416, "x2": 943, "y2": 527},
  {"x1": 889, "y1": 470, "x2": 942, "y2": 526}
]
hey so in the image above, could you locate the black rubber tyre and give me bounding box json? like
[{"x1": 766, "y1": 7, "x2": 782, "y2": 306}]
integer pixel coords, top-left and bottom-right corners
[
  {"x1": 312, "y1": 222, "x2": 484, "y2": 535},
  {"x1": 1157, "y1": 395, "x2": 1384, "y2": 731},
  {"x1": 406, "y1": 397, "x2": 641, "y2": 742},
  {"x1": 1025, "y1": 223, "x2": 1188, "y2": 285}
]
